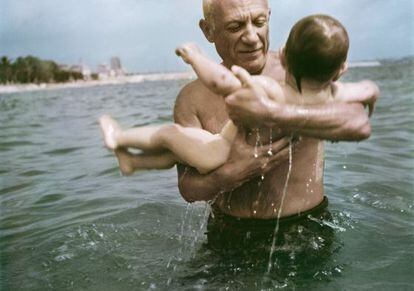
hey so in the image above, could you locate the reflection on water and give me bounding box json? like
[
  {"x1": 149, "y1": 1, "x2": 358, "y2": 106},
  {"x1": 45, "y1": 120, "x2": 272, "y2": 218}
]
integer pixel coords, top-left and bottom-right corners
[{"x1": 1, "y1": 60, "x2": 414, "y2": 290}]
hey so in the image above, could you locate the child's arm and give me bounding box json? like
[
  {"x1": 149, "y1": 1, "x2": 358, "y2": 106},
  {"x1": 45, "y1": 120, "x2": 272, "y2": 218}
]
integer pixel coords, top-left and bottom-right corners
[
  {"x1": 334, "y1": 80, "x2": 379, "y2": 116},
  {"x1": 176, "y1": 43, "x2": 242, "y2": 96}
]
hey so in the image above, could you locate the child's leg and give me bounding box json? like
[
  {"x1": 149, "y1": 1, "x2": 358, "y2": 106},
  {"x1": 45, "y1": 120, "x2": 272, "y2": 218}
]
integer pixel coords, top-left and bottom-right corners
[
  {"x1": 100, "y1": 115, "x2": 237, "y2": 173},
  {"x1": 156, "y1": 122, "x2": 237, "y2": 174},
  {"x1": 220, "y1": 120, "x2": 238, "y2": 142},
  {"x1": 115, "y1": 148, "x2": 177, "y2": 175},
  {"x1": 176, "y1": 43, "x2": 242, "y2": 96},
  {"x1": 100, "y1": 115, "x2": 168, "y2": 151}
]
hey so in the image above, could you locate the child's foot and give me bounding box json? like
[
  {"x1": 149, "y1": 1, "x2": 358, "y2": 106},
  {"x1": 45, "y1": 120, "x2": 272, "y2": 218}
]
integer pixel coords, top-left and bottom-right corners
[
  {"x1": 99, "y1": 115, "x2": 120, "y2": 150},
  {"x1": 175, "y1": 43, "x2": 202, "y2": 64},
  {"x1": 115, "y1": 148, "x2": 134, "y2": 176}
]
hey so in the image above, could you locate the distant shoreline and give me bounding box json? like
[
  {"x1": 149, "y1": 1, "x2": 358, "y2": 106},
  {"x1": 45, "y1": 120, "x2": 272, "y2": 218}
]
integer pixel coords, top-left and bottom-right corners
[
  {"x1": 0, "y1": 71, "x2": 195, "y2": 94},
  {"x1": 1, "y1": 59, "x2": 404, "y2": 95}
]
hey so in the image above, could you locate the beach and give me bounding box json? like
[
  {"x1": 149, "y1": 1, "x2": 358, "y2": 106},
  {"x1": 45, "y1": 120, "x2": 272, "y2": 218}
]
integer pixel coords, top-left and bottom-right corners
[{"x1": 0, "y1": 71, "x2": 195, "y2": 94}]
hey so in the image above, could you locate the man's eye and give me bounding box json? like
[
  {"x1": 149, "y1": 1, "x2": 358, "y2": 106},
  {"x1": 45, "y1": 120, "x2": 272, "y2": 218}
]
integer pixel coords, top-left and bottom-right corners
[
  {"x1": 227, "y1": 23, "x2": 242, "y2": 32},
  {"x1": 254, "y1": 18, "x2": 267, "y2": 27}
]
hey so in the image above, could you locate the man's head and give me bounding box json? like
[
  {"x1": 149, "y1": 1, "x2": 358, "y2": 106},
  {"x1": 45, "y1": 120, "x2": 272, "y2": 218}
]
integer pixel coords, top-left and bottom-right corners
[
  {"x1": 200, "y1": 0, "x2": 270, "y2": 75},
  {"x1": 283, "y1": 14, "x2": 349, "y2": 92}
]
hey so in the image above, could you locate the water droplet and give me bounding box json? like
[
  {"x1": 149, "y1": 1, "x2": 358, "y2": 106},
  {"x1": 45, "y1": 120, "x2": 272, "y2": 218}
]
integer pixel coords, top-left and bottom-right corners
[{"x1": 267, "y1": 136, "x2": 294, "y2": 275}]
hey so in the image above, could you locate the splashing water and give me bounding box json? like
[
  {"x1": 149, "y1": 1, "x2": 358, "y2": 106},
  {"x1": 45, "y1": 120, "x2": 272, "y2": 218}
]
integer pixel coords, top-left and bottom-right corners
[
  {"x1": 253, "y1": 128, "x2": 262, "y2": 158},
  {"x1": 268, "y1": 127, "x2": 273, "y2": 156},
  {"x1": 226, "y1": 190, "x2": 233, "y2": 211},
  {"x1": 266, "y1": 137, "x2": 294, "y2": 275},
  {"x1": 178, "y1": 203, "x2": 191, "y2": 243},
  {"x1": 191, "y1": 203, "x2": 211, "y2": 257},
  {"x1": 166, "y1": 202, "x2": 193, "y2": 284}
]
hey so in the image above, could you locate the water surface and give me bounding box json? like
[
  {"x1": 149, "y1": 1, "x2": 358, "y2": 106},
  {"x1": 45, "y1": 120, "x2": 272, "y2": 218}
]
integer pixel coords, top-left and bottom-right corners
[{"x1": 1, "y1": 60, "x2": 413, "y2": 290}]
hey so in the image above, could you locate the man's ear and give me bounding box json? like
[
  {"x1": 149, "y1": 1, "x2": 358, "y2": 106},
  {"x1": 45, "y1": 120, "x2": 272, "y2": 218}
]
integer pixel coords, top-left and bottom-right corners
[
  {"x1": 333, "y1": 62, "x2": 348, "y2": 81},
  {"x1": 199, "y1": 19, "x2": 214, "y2": 43}
]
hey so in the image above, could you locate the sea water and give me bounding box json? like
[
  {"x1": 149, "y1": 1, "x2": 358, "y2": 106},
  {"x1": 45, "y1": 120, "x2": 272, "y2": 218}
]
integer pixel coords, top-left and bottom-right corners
[{"x1": 1, "y1": 58, "x2": 413, "y2": 290}]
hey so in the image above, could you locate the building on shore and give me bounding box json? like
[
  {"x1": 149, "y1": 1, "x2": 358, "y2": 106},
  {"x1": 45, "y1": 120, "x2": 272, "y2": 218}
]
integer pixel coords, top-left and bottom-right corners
[
  {"x1": 96, "y1": 57, "x2": 125, "y2": 80},
  {"x1": 60, "y1": 59, "x2": 91, "y2": 80}
]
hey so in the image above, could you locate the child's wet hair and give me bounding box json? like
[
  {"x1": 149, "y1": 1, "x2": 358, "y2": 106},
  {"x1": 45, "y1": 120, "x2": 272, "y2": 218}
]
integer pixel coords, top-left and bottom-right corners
[{"x1": 285, "y1": 14, "x2": 349, "y2": 92}]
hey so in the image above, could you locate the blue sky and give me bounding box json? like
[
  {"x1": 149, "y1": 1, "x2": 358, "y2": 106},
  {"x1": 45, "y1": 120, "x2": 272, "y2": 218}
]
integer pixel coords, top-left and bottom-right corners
[{"x1": 1, "y1": 0, "x2": 413, "y2": 73}]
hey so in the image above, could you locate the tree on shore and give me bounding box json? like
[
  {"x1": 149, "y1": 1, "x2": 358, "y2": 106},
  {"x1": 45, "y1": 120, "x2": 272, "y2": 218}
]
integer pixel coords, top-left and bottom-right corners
[{"x1": 0, "y1": 56, "x2": 83, "y2": 84}]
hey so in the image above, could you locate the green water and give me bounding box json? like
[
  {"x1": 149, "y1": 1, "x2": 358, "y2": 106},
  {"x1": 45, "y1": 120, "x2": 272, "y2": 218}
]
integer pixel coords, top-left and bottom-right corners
[{"x1": 1, "y1": 59, "x2": 413, "y2": 290}]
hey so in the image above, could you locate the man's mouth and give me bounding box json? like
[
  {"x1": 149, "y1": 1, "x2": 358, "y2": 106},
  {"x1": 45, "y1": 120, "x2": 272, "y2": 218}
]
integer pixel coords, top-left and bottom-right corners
[
  {"x1": 239, "y1": 48, "x2": 262, "y2": 54},
  {"x1": 238, "y1": 48, "x2": 263, "y2": 60}
]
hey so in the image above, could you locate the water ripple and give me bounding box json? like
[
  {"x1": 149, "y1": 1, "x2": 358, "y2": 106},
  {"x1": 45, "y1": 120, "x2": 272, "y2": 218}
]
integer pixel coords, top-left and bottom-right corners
[{"x1": 43, "y1": 147, "x2": 85, "y2": 156}]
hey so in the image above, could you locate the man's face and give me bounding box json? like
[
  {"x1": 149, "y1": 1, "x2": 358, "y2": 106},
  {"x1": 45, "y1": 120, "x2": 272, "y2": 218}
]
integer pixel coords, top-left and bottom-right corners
[{"x1": 210, "y1": 0, "x2": 270, "y2": 74}]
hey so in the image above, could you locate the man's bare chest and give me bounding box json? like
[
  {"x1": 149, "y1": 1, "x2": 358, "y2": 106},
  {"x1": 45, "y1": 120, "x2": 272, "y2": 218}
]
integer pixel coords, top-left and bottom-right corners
[{"x1": 197, "y1": 98, "x2": 229, "y2": 134}]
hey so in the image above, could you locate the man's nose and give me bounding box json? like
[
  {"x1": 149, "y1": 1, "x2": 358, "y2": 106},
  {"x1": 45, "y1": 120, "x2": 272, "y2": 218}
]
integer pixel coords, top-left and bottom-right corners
[{"x1": 241, "y1": 23, "x2": 260, "y2": 45}]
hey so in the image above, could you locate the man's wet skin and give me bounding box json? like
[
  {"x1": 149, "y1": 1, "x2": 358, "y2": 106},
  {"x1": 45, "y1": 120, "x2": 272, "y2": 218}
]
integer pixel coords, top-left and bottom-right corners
[{"x1": 175, "y1": 0, "x2": 373, "y2": 219}]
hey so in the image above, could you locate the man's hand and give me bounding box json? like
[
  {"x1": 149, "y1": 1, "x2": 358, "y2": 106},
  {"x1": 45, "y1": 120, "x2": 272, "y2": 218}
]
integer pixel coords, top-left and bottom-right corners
[
  {"x1": 225, "y1": 65, "x2": 278, "y2": 128},
  {"x1": 177, "y1": 129, "x2": 291, "y2": 202},
  {"x1": 225, "y1": 66, "x2": 377, "y2": 142},
  {"x1": 218, "y1": 129, "x2": 291, "y2": 190},
  {"x1": 336, "y1": 80, "x2": 379, "y2": 117}
]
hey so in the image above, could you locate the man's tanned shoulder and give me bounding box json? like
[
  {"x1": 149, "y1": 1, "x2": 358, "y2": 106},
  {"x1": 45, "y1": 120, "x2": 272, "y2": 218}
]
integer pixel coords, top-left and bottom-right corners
[
  {"x1": 174, "y1": 79, "x2": 211, "y2": 127},
  {"x1": 264, "y1": 51, "x2": 285, "y2": 81}
]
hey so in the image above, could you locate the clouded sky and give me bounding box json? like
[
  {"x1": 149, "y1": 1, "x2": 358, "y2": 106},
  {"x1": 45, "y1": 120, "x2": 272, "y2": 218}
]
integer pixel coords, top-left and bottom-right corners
[{"x1": 1, "y1": 0, "x2": 413, "y2": 73}]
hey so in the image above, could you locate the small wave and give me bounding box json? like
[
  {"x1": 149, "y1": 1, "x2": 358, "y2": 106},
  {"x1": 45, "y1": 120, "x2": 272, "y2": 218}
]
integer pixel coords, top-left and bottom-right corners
[
  {"x1": 35, "y1": 193, "x2": 66, "y2": 205},
  {"x1": 43, "y1": 146, "x2": 85, "y2": 156},
  {"x1": 96, "y1": 166, "x2": 119, "y2": 176},
  {"x1": 70, "y1": 174, "x2": 88, "y2": 181},
  {"x1": 349, "y1": 61, "x2": 382, "y2": 68},
  {"x1": 19, "y1": 170, "x2": 49, "y2": 177},
  {"x1": 0, "y1": 140, "x2": 38, "y2": 147},
  {"x1": 0, "y1": 182, "x2": 32, "y2": 195}
]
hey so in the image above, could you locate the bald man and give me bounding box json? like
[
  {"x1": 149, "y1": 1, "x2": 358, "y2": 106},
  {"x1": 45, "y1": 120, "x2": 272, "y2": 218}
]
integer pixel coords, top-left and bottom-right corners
[{"x1": 174, "y1": 0, "x2": 376, "y2": 243}]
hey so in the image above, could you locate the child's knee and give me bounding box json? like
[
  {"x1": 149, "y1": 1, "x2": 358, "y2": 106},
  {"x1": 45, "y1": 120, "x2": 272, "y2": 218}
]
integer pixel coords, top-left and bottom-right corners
[
  {"x1": 154, "y1": 124, "x2": 182, "y2": 147},
  {"x1": 195, "y1": 141, "x2": 231, "y2": 174}
]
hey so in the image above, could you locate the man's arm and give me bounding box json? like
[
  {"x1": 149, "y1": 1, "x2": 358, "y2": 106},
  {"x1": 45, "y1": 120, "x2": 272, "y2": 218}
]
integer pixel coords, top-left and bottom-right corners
[
  {"x1": 268, "y1": 102, "x2": 371, "y2": 141},
  {"x1": 334, "y1": 80, "x2": 379, "y2": 117},
  {"x1": 174, "y1": 82, "x2": 290, "y2": 202},
  {"x1": 226, "y1": 67, "x2": 378, "y2": 141}
]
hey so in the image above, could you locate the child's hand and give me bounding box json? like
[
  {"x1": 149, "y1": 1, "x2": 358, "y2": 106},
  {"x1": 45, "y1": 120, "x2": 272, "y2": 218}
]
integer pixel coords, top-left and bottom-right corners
[{"x1": 175, "y1": 43, "x2": 202, "y2": 64}]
